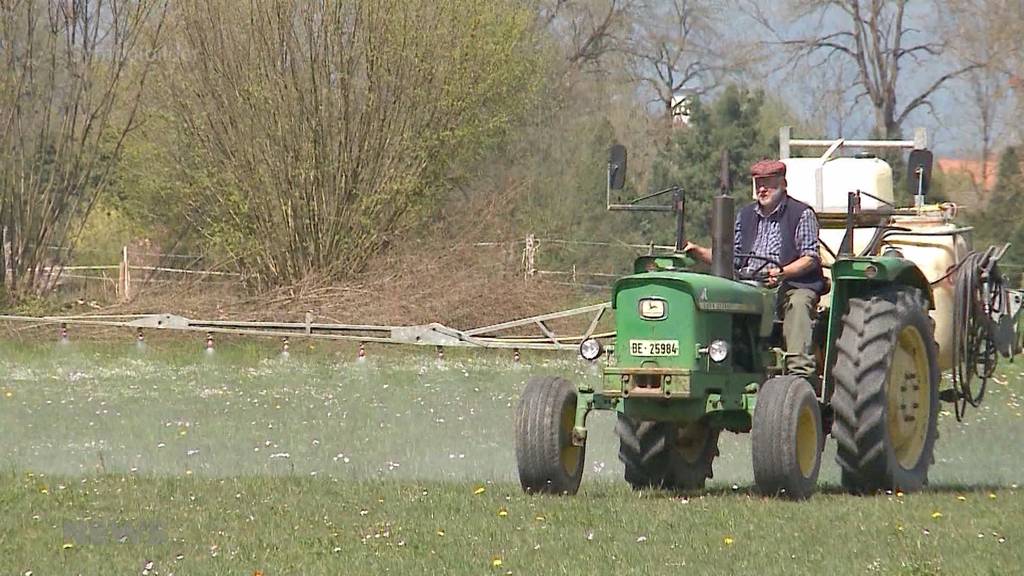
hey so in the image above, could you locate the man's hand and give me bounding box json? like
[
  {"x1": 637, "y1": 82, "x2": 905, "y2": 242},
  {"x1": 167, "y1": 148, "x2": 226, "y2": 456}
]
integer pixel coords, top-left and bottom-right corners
[
  {"x1": 765, "y1": 266, "x2": 785, "y2": 288},
  {"x1": 683, "y1": 241, "x2": 712, "y2": 265}
]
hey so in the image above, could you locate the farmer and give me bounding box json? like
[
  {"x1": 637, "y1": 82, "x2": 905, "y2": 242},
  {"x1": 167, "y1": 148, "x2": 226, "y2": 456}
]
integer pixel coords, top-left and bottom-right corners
[{"x1": 684, "y1": 159, "x2": 826, "y2": 377}]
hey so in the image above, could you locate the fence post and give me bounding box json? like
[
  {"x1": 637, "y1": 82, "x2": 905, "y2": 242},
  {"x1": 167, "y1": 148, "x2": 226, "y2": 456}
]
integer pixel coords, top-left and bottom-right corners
[
  {"x1": 523, "y1": 234, "x2": 536, "y2": 280},
  {"x1": 118, "y1": 245, "x2": 131, "y2": 301},
  {"x1": 1, "y1": 226, "x2": 9, "y2": 286}
]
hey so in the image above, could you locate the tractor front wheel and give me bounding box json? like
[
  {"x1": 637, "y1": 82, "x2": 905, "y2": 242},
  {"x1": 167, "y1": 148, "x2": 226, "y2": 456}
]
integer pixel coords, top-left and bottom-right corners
[
  {"x1": 616, "y1": 416, "x2": 719, "y2": 491},
  {"x1": 831, "y1": 288, "x2": 940, "y2": 493},
  {"x1": 514, "y1": 376, "x2": 585, "y2": 495},
  {"x1": 752, "y1": 375, "x2": 823, "y2": 500}
]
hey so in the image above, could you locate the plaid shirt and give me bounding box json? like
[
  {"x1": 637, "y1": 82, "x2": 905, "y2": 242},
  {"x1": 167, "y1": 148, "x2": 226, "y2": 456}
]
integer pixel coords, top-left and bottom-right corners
[{"x1": 734, "y1": 197, "x2": 820, "y2": 276}]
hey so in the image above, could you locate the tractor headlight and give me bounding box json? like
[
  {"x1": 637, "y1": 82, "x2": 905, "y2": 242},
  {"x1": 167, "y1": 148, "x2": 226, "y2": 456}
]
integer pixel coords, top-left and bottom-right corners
[
  {"x1": 579, "y1": 338, "x2": 604, "y2": 361},
  {"x1": 708, "y1": 339, "x2": 729, "y2": 363}
]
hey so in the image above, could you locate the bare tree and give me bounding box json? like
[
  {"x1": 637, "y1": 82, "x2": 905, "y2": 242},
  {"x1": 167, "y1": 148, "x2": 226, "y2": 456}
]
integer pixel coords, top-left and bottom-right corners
[
  {"x1": 802, "y1": 59, "x2": 867, "y2": 136},
  {"x1": 538, "y1": 0, "x2": 638, "y2": 70},
  {"x1": 625, "y1": 0, "x2": 723, "y2": 124},
  {"x1": 0, "y1": 0, "x2": 167, "y2": 297},
  {"x1": 751, "y1": 0, "x2": 981, "y2": 139},
  {"x1": 943, "y1": 0, "x2": 1020, "y2": 165},
  {"x1": 959, "y1": 67, "x2": 1010, "y2": 192}
]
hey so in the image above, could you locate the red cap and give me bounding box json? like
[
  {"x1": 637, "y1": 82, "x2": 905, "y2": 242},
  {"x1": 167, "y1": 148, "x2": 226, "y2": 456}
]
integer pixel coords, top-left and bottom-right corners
[{"x1": 751, "y1": 159, "x2": 786, "y2": 178}]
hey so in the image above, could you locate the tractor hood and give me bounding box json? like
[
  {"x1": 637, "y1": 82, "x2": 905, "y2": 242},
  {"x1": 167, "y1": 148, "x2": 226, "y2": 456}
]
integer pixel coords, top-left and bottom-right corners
[{"x1": 612, "y1": 271, "x2": 768, "y2": 316}]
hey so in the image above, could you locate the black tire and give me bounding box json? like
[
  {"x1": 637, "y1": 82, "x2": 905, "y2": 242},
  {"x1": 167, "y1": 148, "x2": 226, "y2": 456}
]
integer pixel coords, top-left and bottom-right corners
[
  {"x1": 515, "y1": 376, "x2": 585, "y2": 494},
  {"x1": 752, "y1": 375, "x2": 823, "y2": 500},
  {"x1": 831, "y1": 287, "x2": 940, "y2": 493},
  {"x1": 616, "y1": 415, "x2": 719, "y2": 491}
]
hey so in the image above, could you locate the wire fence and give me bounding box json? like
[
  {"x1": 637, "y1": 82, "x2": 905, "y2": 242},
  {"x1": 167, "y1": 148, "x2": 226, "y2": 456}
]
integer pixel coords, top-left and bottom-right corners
[
  {"x1": 16, "y1": 236, "x2": 627, "y2": 301},
  {"x1": 475, "y1": 235, "x2": 670, "y2": 289},
  {"x1": 9, "y1": 243, "x2": 243, "y2": 302},
  {"x1": 29, "y1": 236, "x2": 635, "y2": 301},
  {"x1": 15, "y1": 235, "x2": 1024, "y2": 301}
]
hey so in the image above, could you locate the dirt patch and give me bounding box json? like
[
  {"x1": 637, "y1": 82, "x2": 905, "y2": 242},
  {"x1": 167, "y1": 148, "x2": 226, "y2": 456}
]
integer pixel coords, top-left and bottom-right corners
[{"x1": 116, "y1": 243, "x2": 592, "y2": 329}]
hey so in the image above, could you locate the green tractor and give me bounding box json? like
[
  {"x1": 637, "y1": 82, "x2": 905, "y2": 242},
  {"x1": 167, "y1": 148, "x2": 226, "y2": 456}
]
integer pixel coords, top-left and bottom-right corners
[{"x1": 514, "y1": 132, "x2": 1023, "y2": 499}]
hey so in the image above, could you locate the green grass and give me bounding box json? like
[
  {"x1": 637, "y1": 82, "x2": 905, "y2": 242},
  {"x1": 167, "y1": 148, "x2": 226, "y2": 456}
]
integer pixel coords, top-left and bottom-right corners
[{"x1": 2, "y1": 340, "x2": 1023, "y2": 574}]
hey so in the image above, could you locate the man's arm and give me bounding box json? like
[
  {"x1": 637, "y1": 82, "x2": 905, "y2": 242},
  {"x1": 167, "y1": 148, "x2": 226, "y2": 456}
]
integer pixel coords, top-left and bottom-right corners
[
  {"x1": 778, "y1": 255, "x2": 818, "y2": 279},
  {"x1": 684, "y1": 242, "x2": 712, "y2": 264},
  {"x1": 684, "y1": 213, "x2": 742, "y2": 266}
]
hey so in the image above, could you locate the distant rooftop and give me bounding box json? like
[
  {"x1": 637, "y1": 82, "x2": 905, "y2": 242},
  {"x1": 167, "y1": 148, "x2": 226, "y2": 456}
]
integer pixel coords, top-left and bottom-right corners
[{"x1": 936, "y1": 158, "x2": 998, "y2": 192}]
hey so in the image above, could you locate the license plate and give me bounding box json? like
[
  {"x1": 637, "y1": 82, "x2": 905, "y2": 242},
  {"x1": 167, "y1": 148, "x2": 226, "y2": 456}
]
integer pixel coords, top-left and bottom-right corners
[{"x1": 629, "y1": 339, "x2": 679, "y2": 357}]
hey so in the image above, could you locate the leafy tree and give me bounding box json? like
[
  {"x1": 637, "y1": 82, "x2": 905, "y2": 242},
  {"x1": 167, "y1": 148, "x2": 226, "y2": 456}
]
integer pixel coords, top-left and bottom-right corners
[
  {"x1": 990, "y1": 147, "x2": 1022, "y2": 203},
  {"x1": 170, "y1": 0, "x2": 546, "y2": 288},
  {"x1": 971, "y1": 146, "x2": 1024, "y2": 282},
  {"x1": 649, "y1": 85, "x2": 779, "y2": 245}
]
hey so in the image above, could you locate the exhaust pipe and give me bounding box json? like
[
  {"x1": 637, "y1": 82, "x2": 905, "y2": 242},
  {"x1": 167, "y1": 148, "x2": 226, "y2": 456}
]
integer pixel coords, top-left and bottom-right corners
[{"x1": 712, "y1": 195, "x2": 734, "y2": 280}]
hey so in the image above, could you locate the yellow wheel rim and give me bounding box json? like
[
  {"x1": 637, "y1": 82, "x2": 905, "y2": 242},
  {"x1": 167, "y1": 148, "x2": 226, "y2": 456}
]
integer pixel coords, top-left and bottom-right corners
[
  {"x1": 796, "y1": 403, "x2": 818, "y2": 478},
  {"x1": 675, "y1": 423, "x2": 710, "y2": 464},
  {"x1": 559, "y1": 401, "x2": 582, "y2": 476},
  {"x1": 887, "y1": 326, "x2": 931, "y2": 469}
]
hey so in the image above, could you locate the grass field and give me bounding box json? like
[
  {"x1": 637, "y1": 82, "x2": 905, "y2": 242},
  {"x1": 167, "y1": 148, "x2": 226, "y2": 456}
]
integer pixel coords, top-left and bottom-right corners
[{"x1": 1, "y1": 339, "x2": 1023, "y2": 575}]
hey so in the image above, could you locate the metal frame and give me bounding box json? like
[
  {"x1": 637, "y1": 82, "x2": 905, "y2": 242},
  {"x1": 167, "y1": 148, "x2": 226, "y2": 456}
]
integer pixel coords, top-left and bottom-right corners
[
  {"x1": 779, "y1": 126, "x2": 929, "y2": 159},
  {"x1": 0, "y1": 303, "x2": 614, "y2": 351},
  {"x1": 778, "y1": 126, "x2": 928, "y2": 212}
]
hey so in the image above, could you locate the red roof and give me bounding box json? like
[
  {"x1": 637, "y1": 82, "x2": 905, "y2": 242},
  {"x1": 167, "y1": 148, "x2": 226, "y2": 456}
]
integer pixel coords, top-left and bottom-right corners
[{"x1": 936, "y1": 157, "x2": 998, "y2": 191}]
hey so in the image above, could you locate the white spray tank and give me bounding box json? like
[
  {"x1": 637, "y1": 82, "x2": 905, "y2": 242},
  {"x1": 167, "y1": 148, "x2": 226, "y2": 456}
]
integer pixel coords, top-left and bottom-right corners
[{"x1": 778, "y1": 129, "x2": 966, "y2": 370}]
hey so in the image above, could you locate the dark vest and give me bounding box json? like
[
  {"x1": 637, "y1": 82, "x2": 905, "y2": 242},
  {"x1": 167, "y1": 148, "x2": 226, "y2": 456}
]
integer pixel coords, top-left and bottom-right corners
[{"x1": 738, "y1": 196, "x2": 827, "y2": 295}]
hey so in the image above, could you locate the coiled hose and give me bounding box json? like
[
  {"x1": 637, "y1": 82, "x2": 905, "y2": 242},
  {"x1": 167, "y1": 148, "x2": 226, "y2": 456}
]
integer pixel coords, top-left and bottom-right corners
[{"x1": 948, "y1": 245, "x2": 1011, "y2": 421}]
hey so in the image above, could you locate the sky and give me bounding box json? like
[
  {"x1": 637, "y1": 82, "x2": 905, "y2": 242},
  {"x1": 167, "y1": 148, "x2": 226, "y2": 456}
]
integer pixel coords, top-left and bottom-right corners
[{"x1": 722, "y1": 0, "x2": 1014, "y2": 157}]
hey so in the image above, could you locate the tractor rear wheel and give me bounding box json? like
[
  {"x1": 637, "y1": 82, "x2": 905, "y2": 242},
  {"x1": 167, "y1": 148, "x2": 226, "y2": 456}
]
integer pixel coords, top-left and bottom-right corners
[
  {"x1": 751, "y1": 375, "x2": 823, "y2": 500},
  {"x1": 831, "y1": 288, "x2": 940, "y2": 493},
  {"x1": 616, "y1": 415, "x2": 719, "y2": 491},
  {"x1": 515, "y1": 376, "x2": 585, "y2": 494}
]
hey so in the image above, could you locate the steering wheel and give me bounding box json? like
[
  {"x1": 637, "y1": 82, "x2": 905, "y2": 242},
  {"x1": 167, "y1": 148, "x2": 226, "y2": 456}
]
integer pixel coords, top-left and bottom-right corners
[{"x1": 734, "y1": 252, "x2": 784, "y2": 282}]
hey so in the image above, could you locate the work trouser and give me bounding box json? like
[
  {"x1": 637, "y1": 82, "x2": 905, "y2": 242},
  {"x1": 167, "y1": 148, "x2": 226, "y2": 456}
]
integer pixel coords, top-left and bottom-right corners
[{"x1": 779, "y1": 288, "x2": 819, "y2": 377}]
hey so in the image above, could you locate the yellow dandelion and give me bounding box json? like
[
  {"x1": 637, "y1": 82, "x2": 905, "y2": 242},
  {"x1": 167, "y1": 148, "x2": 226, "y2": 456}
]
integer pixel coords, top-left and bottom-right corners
[
  {"x1": 39, "y1": 487, "x2": 48, "y2": 495},
  {"x1": 895, "y1": 491, "x2": 904, "y2": 497},
  {"x1": 534, "y1": 515, "x2": 545, "y2": 522},
  {"x1": 989, "y1": 493, "x2": 997, "y2": 500},
  {"x1": 473, "y1": 486, "x2": 486, "y2": 495},
  {"x1": 896, "y1": 524, "x2": 904, "y2": 532},
  {"x1": 957, "y1": 495, "x2": 967, "y2": 502},
  {"x1": 931, "y1": 512, "x2": 943, "y2": 519},
  {"x1": 436, "y1": 529, "x2": 445, "y2": 537},
  {"x1": 491, "y1": 557, "x2": 503, "y2": 568},
  {"x1": 497, "y1": 508, "x2": 509, "y2": 518},
  {"x1": 179, "y1": 429, "x2": 187, "y2": 436},
  {"x1": 723, "y1": 536, "x2": 734, "y2": 546},
  {"x1": 62, "y1": 543, "x2": 74, "y2": 550},
  {"x1": 4, "y1": 390, "x2": 12, "y2": 398}
]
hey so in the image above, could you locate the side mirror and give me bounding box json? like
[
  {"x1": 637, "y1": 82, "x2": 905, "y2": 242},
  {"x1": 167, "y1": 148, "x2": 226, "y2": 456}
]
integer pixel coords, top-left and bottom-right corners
[
  {"x1": 608, "y1": 144, "x2": 627, "y2": 191},
  {"x1": 907, "y1": 149, "x2": 933, "y2": 197}
]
